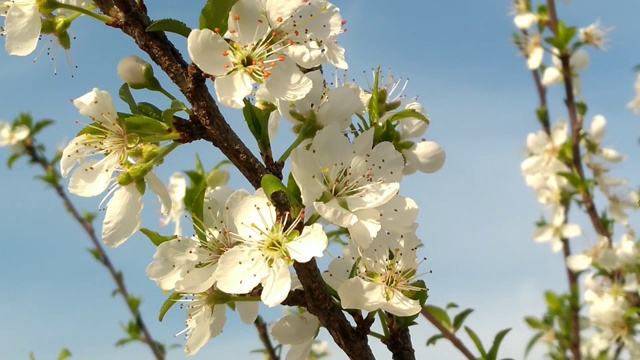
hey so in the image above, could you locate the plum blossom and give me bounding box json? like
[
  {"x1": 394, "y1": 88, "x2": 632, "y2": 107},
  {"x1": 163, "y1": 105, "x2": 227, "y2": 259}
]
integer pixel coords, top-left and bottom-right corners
[
  {"x1": 391, "y1": 102, "x2": 446, "y2": 175},
  {"x1": 1, "y1": 0, "x2": 39, "y2": 56},
  {"x1": 176, "y1": 289, "x2": 259, "y2": 356},
  {"x1": 265, "y1": 0, "x2": 348, "y2": 69},
  {"x1": 147, "y1": 186, "x2": 246, "y2": 293},
  {"x1": 215, "y1": 190, "x2": 328, "y2": 307},
  {"x1": 628, "y1": 74, "x2": 640, "y2": 114},
  {"x1": 61, "y1": 88, "x2": 132, "y2": 197},
  {"x1": 0, "y1": 121, "x2": 29, "y2": 154},
  {"x1": 60, "y1": 88, "x2": 170, "y2": 247},
  {"x1": 541, "y1": 49, "x2": 590, "y2": 96},
  {"x1": 533, "y1": 208, "x2": 582, "y2": 252},
  {"x1": 276, "y1": 70, "x2": 364, "y2": 132},
  {"x1": 291, "y1": 124, "x2": 404, "y2": 248},
  {"x1": 187, "y1": 0, "x2": 312, "y2": 108},
  {"x1": 512, "y1": 0, "x2": 538, "y2": 30},
  {"x1": 579, "y1": 20, "x2": 611, "y2": 50},
  {"x1": 521, "y1": 119, "x2": 570, "y2": 188},
  {"x1": 271, "y1": 311, "x2": 320, "y2": 360},
  {"x1": 159, "y1": 172, "x2": 187, "y2": 236},
  {"x1": 323, "y1": 230, "x2": 423, "y2": 316}
]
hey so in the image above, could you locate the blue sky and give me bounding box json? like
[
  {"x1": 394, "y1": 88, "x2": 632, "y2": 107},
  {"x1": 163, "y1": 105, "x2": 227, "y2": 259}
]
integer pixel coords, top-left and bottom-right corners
[{"x1": 2, "y1": 0, "x2": 640, "y2": 359}]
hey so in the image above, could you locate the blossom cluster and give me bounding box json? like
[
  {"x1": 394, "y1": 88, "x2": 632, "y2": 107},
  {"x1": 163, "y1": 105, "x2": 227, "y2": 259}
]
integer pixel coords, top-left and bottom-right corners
[
  {"x1": 0, "y1": 0, "x2": 448, "y2": 356},
  {"x1": 515, "y1": 2, "x2": 640, "y2": 356}
]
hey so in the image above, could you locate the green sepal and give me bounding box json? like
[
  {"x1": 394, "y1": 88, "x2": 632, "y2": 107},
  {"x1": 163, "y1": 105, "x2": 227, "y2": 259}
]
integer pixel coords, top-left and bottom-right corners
[
  {"x1": 464, "y1": 326, "x2": 486, "y2": 357},
  {"x1": 200, "y1": 0, "x2": 238, "y2": 34},
  {"x1": 146, "y1": 18, "x2": 192, "y2": 38},
  {"x1": 243, "y1": 99, "x2": 272, "y2": 157},
  {"x1": 159, "y1": 292, "x2": 184, "y2": 321},
  {"x1": 140, "y1": 228, "x2": 177, "y2": 246}
]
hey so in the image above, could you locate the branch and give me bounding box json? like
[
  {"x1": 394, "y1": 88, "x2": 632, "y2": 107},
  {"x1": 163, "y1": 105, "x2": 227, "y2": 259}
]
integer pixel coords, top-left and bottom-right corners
[
  {"x1": 91, "y1": 1, "x2": 376, "y2": 358},
  {"x1": 23, "y1": 139, "x2": 165, "y2": 360},
  {"x1": 254, "y1": 316, "x2": 279, "y2": 360},
  {"x1": 384, "y1": 314, "x2": 416, "y2": 360},
  {"x1": 421, "y1": 308, "x2": 475, "y2": 360}
]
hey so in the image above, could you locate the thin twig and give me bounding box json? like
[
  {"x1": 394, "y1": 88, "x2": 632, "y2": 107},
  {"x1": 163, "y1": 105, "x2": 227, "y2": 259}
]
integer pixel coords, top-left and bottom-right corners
[
  {"x1": 254, "y1": 316, "x2": 279, "y2": 360},
  {"x1": 420, "y1": 308, "x2": 475, "y2": 360},
  {"x1": 23, "y1": 139, "x2": 164, "y2": 360}
]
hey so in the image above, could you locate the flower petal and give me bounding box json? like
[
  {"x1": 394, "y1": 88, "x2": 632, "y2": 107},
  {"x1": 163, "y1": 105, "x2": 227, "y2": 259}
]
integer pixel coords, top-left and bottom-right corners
[
  {"x1": 102, "y1": 184, "x2": 143, "y2": 247},
  {"x1": 5, "y1": 2, "x2": 40, "y2": 56}
]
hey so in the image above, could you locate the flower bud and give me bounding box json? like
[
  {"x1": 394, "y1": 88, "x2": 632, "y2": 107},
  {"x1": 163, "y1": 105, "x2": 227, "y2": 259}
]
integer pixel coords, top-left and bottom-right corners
[{"x1": 117, "y1": 56, "x2": 157, "y2": 89}]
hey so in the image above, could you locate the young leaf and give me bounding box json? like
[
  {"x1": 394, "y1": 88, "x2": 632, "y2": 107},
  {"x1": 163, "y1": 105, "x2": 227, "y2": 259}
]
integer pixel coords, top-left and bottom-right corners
[
  {"x1": 57, "y1": 348, "x2": 72, "y2": 360},
  {"x1": 464, "y1": 326, "x2": 487, "y2": 357},
  {"x1": 119, "y1": 84, "x2": 138, "y2": 114},
  {"x1": 452, "y1": 308, "x2": 474, "y2": 331},
  {"x1": 423, "y1": 305, "x2": 452, "y2": 330},
  {"x1": 426, "y1": 334, "x2": 444, "y2": 346},
  {"x1": 140, "y1": 228, "x2": 177, "y2": 246},
  {"x1": 486, "y1": 328, "x2": 511, "y2": 360},
  {"x1": 524, "y1": 331, "x2": 544, "y2": 358},
  {"x1": 147, "y1": 18, "x2": 192, "y2": 38},
  {"x1": 200, "y1": 0, "x2": 238, "y2": 35}
]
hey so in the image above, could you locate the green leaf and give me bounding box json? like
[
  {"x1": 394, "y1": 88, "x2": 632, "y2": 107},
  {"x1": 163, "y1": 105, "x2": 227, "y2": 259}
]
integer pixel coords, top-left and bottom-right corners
[
  {"x1": 140, "y1": 228, "x2": 177, "y2": 246},
  {"x1": 524, "y1": 331, "x2": 544, "y2": 358},
  {"x1": 452, "y1": 308, "x2": 474, "y2": 331},
  {"x1": 262, "y1": 174, "x2": 302, "y2": 214},
  {"x1": 87, "y1": 248, "x2": 102, "y2": 262},
  {"x1": 368, "y1": 67, "x2": 381, "y2": 125},
  {"x1": 147, "y1": 18, "x2": 192, "y2": 38},
  {"x1": 423, "y1": 305, "x2": 452, "y2": 330},
  {"x1": 524, "y1": 316, "x2": 545, "y2": 330},
  {"x1": 136, "y1": 102, "x2": 164, "y2": 121},
  {"x1": 386, "y1": 108, "x2": 429, "y2": 125},
  {"x1": 425, "y1": 334, "x2": 444, "y2": 346},
  {"x1": 32, "y1": 119, "x2": 54, "y2": 135},
  {"x1": 119, "y1": 83, "x2": 138, "y2": 113},
  {"x1": 206, "y1": 168, "x2": 229, "y2": 189},
  {"x1": 162, "y1": 99, "x2": 189, "y2": 127},
  {"x1": 159, "y1": 292, "x2": 184, "y2": 321},
  {"x1": 127, "y1": 296, "x2": 142, "y2": 313},
  {"x1": 486, "y1": 328, "x2": 511, "y2": 360},
  {"x1": 242, "y1": 99, "x2": 272, "y2": 157},
  {"x1": 7, "y1": 153, "x2": 21, "y2": 168},
  {"x1": 124, "y1": 116, "x2": 170, "y2": 136},
  {"x1": 57, "y1": 348, "x2": 72, "y2": 360},
  {"x1": 464, "y1": 326, "x2": 486, "y2": 357},
  {"x1": 200, "y1": 0, "x2": 238, "y2": 34}
]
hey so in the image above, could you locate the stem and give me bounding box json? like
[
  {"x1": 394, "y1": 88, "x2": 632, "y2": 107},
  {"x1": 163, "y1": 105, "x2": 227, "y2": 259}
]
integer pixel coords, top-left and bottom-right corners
[
  {"x1": 278, "y1": 131, "x2": 310, "y2": 163},
  {"x1": 54, "y1": 1, "x2": 112, "y2": 23},
  {"x1": 155, "y1": 86, "x2": 177, "y2": 101},
  {"x1": 23, "y1": 140, "x2": 164, "y2": 360},
  {"x1": 421, "y1": 307, "x2": 475, "y2": 360},
  {"x1": 385, "y1": 314, "x2": 416, "y2": 360},
  {"x1": 254, "y1": 316, "x2": 279, "y2": 360}
]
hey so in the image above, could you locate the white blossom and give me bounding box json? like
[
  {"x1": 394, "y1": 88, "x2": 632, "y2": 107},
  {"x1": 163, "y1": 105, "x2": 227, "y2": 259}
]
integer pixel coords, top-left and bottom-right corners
[{"x1": 291, "y1": 124, "x2": 404, "y2": 248}]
